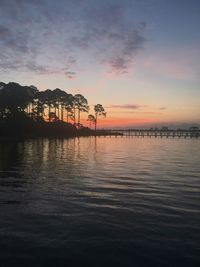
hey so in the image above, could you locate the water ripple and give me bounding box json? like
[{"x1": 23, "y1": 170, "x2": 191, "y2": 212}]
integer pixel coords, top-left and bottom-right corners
[{"x1": 0, "y1": 137, "x2": 200, "y2": 266}]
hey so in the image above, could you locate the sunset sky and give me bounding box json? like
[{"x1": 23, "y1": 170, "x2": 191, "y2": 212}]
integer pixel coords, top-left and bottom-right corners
[{"x1": 0, "y1": 0, "x2": 200, "y2": 128}]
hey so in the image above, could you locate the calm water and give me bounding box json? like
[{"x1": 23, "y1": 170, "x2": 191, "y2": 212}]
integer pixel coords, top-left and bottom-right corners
[{"x1": 0, "y1": 137, "x2": 200, "y2": 266}]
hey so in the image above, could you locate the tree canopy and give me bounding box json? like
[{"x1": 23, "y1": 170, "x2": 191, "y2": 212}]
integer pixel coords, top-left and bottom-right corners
[{"x1": 0, "y1": 82, "x2": 106, "y2": 132}]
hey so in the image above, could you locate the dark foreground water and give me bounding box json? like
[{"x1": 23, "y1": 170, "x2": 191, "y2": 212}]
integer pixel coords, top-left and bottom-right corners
[{"x1": 0, "y1": 137, "x2": 200, "y2": 266}]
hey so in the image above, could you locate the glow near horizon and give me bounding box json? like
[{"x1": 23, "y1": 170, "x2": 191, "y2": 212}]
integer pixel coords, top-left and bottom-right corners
[{"x1": 0, "y1": 0, "x2": 199, "y2": 128}]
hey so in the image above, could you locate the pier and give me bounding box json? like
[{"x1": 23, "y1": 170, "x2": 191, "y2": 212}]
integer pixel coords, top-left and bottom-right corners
[{"x1": 97, "y1": 128, "x2": 200, "y2": 138}]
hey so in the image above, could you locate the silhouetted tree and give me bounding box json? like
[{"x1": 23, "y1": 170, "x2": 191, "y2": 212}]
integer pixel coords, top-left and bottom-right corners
[
  {"x1": 51, "y1": 89, "x2": 60, "y2": 121},
  {"x1": 74, "y1": 94, "x2": 89, "y2": 128},
  {"x1": 65, "y1": 93, "x2": 74, "y2": 123},
  {"x1": 59, "y1": 91, "x2": 69, "y2": 122},
  {"x1": 26, "y1": 85, "x2": 38, "y2": 115},
  {"x1": 0, "y1": 82, "x2": 37, "y2": 119},
  {"x1": 34, "y1": 91, "x2": 46, "y2": 121},
  {"x1": 87, "y1": 114, "x2": 96, "y2": 129},
  {"x1": 42, "y1": 89, "x2": 54, "y2": 122},
  {"x1": 0, "y1": 82, "x2": 5, "y2": 90},
  {"x1": 0, "y1": 81, "x2": 108, "y2": 138},
  {"x1": 51, "y1": 88, "x2": 68, "y2": 121},
  {"x1": 94, "y1": 104, "x2": 106, "y2": 131}
]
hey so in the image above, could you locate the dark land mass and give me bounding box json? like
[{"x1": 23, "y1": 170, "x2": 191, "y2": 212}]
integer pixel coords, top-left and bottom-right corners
[
  {"x1": 0, "y1": 116, "x2": 115, "y2": 140},
  {"x1": 0, "y1": 117, "x2": 88, "y2": 139}
]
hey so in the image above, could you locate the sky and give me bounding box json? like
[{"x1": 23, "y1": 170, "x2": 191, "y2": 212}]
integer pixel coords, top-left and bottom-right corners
[{"x1": 0, "y1": 0, "x2": 200, "y2": 128}]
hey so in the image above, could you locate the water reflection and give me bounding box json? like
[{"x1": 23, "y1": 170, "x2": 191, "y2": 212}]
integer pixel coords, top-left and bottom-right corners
[
  {"x1": 0, "y1": 142, "x2": 23, "y2": 172},
  {"x1": 0, "y1": 137, "x2": 200, "y2": 266}
]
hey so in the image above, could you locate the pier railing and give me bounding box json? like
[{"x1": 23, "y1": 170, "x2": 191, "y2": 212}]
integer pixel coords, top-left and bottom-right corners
[{"x1": 97, "y1": 129, "x2": 200, "y2": 138}]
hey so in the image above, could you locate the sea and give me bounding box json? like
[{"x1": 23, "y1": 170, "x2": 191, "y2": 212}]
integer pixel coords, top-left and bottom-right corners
[{"x1": 0, "y1": 137, "x2": 200, "y2": 266}]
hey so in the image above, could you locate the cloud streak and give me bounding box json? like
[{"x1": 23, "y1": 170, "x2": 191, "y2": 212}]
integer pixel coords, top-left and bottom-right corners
[
  {"x1": 65, "y1": 71, "x2": 76, "y2": 80},
  {"x1": 107, "y1": 104, "x2": 146, "y2": 109}
]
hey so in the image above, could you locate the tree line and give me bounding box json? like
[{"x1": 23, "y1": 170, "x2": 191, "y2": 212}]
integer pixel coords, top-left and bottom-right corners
[{"x1": 0, "y1": 82, "x2": 106, "y2": 131}]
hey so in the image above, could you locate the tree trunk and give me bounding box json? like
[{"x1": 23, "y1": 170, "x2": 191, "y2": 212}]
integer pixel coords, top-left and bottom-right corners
[
  {"x1": 58, "y1": 104, "x2": 60, "y2": 121},
  {"x1": 54, "y1": 106, "x2": 56, "y2": 121},
  {"x1": 95, "y1": 113, "x2": 97, "y2": 132},
  {"x1": 48, "y1": 104, "x2": 51, "y2": 122},
  {"x1": 61, "y1": 105, "x2": 63, "y2": 121},
  {"x1": 67, "y1": 110, "x2": 68, "y2": 123},
  {"x1": 74, "y1": 107, "x2": 76, "y2": 126},
  {"x1": 78, "y1": 109, "x2": 80, "y2": 129}
]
